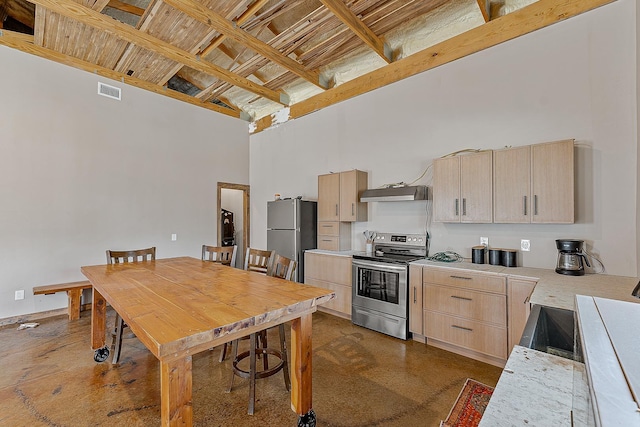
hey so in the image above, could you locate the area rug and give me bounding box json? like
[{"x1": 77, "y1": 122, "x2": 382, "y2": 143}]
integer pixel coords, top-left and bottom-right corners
[{"x1": 440, "y1": 378, "x2": 494, "y2": 427}]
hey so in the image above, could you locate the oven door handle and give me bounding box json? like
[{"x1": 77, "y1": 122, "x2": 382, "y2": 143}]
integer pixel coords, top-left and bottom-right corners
[{"x1": 352, "y1": 260, "x2": 407, "y2": 273}]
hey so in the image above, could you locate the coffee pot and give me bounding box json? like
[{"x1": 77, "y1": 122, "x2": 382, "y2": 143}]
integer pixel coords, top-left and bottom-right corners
[{"x1": 555, "y1": 239, "x2": 590, "y2": 276}]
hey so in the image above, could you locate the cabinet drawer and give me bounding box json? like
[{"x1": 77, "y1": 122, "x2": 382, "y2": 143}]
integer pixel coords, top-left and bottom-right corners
[
  {"x1": 304, "y1": 253, "x2": 352, "y2": 285},
  {"x1": 423, "y1": 267, "x2": 505, "y2": 294},
  {"x1": 424, "y1": 285, "x2": 506, "y2": 326},
  {"x1": 306, "y1": 278, "x2": 351, "y2": 315},
  {"x1": 318, "y1": 221, "x2": 339, "y2": 236},
  {"x1": 318, "y1": 236, "x2": 339, "y2": 251},
  {"x1": 424, "y1": 311, "x2": 507, "y2": 359}
]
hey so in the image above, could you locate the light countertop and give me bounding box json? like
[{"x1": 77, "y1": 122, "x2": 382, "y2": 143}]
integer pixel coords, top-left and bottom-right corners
[
  {"x1": 479, "y1": 345, "x2": 584, "y2": 427},
  {"x1": 410, "y1": 259, "x2": 640, "y2": 311},
  {"x1": 305, "y1": 249, "x2": 359, "y2": 257}
]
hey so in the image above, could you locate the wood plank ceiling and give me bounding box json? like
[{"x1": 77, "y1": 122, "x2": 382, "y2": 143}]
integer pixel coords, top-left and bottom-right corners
[{"x1": 0, "y1": 0, "x2": 618, "y2": 132}]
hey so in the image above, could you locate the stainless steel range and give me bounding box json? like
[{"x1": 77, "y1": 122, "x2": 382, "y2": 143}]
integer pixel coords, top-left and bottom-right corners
[{"x1": 352, "y1": 232, "x2": 428, "y2": 340}]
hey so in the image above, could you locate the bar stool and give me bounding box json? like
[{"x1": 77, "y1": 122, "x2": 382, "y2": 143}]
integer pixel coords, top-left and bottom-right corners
[
  {"x1": 227, "y1": 253, "x2": 296, "y2": 415},
  {"x1": 218, "y1": 248, "x2": 275, "y2": 362}
]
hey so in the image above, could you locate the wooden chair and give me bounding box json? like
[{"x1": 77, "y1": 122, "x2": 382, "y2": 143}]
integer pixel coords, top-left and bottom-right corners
[
  {"x1": 218, "y1": 248, "x2": 274, "y2": 362},
  {"x1": 202, "y1": 244, "x2": 237, "y2": 267},
  {"x1": 244, "y1": 248, "x2": 275, "y2": 274},
  {"x1": 228, "y1": 253, "x2": 295, "y2": 415},
  {"x1": 106, "y1": 246, "x2": 156, "y2": 364},
  {"x1": 267, "y1": 253, "x2": 297, "y2": 281}
]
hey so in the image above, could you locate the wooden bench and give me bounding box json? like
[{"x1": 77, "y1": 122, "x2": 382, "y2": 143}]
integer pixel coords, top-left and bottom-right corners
[{"x1": 33, "y1": 281, "x2": 93, "y2": 320}]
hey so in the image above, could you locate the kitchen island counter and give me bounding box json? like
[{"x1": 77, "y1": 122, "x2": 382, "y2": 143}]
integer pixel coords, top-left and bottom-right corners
[{"x1": 479, "y1": 345, "x2": 584, "y2": 427}]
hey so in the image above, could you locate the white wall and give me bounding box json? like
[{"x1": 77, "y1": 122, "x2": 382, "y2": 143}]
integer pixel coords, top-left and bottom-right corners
[
  {"x1": 251, "y1": 0, "x2": 638, "y2": 276},
  {"x1": 0, "y1": 46, "x2": 249, "y2": 319}
]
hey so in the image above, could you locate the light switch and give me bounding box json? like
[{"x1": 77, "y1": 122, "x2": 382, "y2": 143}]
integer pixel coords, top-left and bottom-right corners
[{"x1": 171, "y1": 234, "x2": 177, "y2": 241}]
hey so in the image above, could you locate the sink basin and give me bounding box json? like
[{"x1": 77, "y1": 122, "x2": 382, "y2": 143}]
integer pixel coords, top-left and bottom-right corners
[{"x1": 519, "y1": 305, "x2": 576, "y2": 360}]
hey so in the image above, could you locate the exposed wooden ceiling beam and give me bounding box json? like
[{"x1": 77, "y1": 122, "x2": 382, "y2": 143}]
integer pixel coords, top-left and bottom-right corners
[
  {"x1": 0, "y1": 29, "x2": 244, "y2": 119},
  {"x1": 163, "y1": 0, "x2": 327, "y2": 89},
  {"x1": 319, "y1": 0, "x2": 392, "y2": 63},
  {"x1": 86, "y1": 0, "x2": 110, "y2": 13},
  {"x1": 26, "y1": 0, "x2": 289, "y2": 105},
  {"x1": 107, "y1": 0, "x2": 144, "y2": 16},
  {"x1": 2, "y1": 0, "x2": 35, "y2": 29},
  {"x1": 477, "y1": 0, "x2": 490, "y2": 23},
  {"x1": 200, "y1": 0, "x2": 270, "y2": 57},
  {"x1": 252, "y1": 0, "x2": 618, "y2": 133}
]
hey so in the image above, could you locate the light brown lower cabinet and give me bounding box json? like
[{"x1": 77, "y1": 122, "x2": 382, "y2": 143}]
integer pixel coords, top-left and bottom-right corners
[
  {"x1": 317, "y1": 221, "x2": 352, "y2": 251},
  {"x1": 408, "y1": 264, "x2": 424, "y2": 336},
  {"x1": 421, "y1": 266, "x2": 507, "y2": 367},
  {"x1": 507, "y1": 278, "x2": 537, "y2": 354},
  {"x1": 304, "y1": 251, "x2": 352, "y2": 319},
  {"x1": 424, "y1": 312, "x2": 508, "y2": 360}
]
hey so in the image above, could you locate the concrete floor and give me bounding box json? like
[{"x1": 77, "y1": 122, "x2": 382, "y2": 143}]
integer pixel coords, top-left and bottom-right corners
[{"x1": 0, "y1": 310, "x2": 502, "y2": 426}]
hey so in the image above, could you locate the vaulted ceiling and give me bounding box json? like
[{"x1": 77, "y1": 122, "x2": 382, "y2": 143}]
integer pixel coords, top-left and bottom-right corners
[{"x1": 0, "y1": 0, "x2": 615, "y2": 133}]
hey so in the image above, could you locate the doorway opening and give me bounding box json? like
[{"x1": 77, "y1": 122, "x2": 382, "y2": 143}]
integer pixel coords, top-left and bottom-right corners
[{"x1": 217, "y1": 182, "x2": 250, "y2": 269}]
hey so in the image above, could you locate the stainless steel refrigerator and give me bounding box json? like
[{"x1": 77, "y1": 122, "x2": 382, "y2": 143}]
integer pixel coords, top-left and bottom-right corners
[{"x1": 267, "y1": 199, "x2": 317, "y2": 282}]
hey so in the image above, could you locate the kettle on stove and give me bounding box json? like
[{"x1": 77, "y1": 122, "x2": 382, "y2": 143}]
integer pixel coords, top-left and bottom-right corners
[{"x1": 555, "y1": 239, "x2": 591, "y2": 276}]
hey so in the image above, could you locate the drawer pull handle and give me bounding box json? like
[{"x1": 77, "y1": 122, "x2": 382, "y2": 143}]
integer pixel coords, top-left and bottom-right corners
[
  {"x1": 322, "y1": 239, "x2": 332, "y2": 242},
  {"x1": 450, "y1": 275, "x2": 472, "y2": 280},
  {"x1": 321, "y1": 225, "x2": 332, "y2": 228},
  {"x1": 452, "y1": 325, "x2": 473, "y2": 332},
  {"x1": 451, "y1": 295, "x2": 472, "y2": 301}
]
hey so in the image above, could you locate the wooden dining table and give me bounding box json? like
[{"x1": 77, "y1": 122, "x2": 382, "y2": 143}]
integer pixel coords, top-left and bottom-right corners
[{"x1": 81, "y1": 256, "x2": 335, "y2": 426}]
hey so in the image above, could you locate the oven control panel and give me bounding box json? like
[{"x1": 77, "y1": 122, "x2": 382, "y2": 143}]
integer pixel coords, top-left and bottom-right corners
[{"x1": 375, "y1": 233, "x2": 427, "y2": 246}]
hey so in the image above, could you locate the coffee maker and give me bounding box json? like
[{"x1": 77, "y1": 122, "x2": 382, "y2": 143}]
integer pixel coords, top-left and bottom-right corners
[{"x1": 555, "y1": 239, "x2": 590, "y2": 276}]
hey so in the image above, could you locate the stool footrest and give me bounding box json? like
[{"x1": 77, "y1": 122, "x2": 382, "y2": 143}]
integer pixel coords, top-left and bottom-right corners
[{"x1": 232, "y1": 348, "x2": 285, "y2": 379}]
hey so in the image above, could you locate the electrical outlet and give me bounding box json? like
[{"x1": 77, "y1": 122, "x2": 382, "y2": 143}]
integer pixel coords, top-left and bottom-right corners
[
  {"x1": 521, "y1": 239, "x2": 531, "y2": 251},
  {"x1": 171, "y1": 234, "x2": 177, "y2": 241},
  {"x1": 15, "y1": 290, "x2": 24, "y2": 300},
  {"x1": 480, "y1": 237, "x2": 488, "y2": 247}
]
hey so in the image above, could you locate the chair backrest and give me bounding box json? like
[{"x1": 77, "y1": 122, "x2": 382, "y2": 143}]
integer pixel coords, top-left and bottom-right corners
[
  {"x1": 106, "y1": 247, "x2": 156, "y2": 264},
  {"x1": 202, "y1": 244, "x2": 237, "y2": 266},
  {"x1": 244, "y1": 248, "x2": 275, "y2": 274},
  {"x1": 267, "y1": 254, "x2": 297, "y2": 281}
]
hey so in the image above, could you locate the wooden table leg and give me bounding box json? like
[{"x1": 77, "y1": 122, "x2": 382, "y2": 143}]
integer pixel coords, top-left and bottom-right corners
[
  {"x1": 91, "y1": 287, "x2": 106, "y2": 350},
  {"x1": 290, "y1": 313, "x2": 316, "y2": 426},
  {"x1": 161, "y1": 356, "x2": 193, "y2": 427}
]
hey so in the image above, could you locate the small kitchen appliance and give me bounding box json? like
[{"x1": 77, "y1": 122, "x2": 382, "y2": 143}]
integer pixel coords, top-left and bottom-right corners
[
  {"x1": 352, "y1": 232, "x2": 428, "y2": 340},
  {"x1": 555, "y1": 239, "x2": 590, "y2": 276}
]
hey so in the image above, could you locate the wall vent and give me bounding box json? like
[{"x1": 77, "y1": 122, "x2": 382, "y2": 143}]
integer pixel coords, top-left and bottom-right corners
[{"x1": 97, "y1": 82, "x2": 121, "y2": 100}]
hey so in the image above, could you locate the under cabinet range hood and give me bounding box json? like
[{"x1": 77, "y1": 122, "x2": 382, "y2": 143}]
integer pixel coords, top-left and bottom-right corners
[{"x1": 360, "y1": 185, "x2": 429, "y2": 202}]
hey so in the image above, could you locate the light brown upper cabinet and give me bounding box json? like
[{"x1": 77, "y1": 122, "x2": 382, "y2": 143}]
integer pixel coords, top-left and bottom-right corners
[
  {"x1": 493, "y1": 145, "x2": 531, "y2": 223},
  {"x1": 433, "y1": 151, "x2": 493, "y2": 223},
  {"x1": 494, "y1": 139, "x2": 574, "y2": 223},
  {"x1": 339, "y1": 170, "x2": 368, "y2": 222},
  {"x1": 318, "y1": 173, "x2": 341, "y2": 221},
  {"x1": 318, "y1": 170, "x2": 368, "y2": 222},
  {"x1": 317, "y1": 170, "x2": 367, "y2": 251}
]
